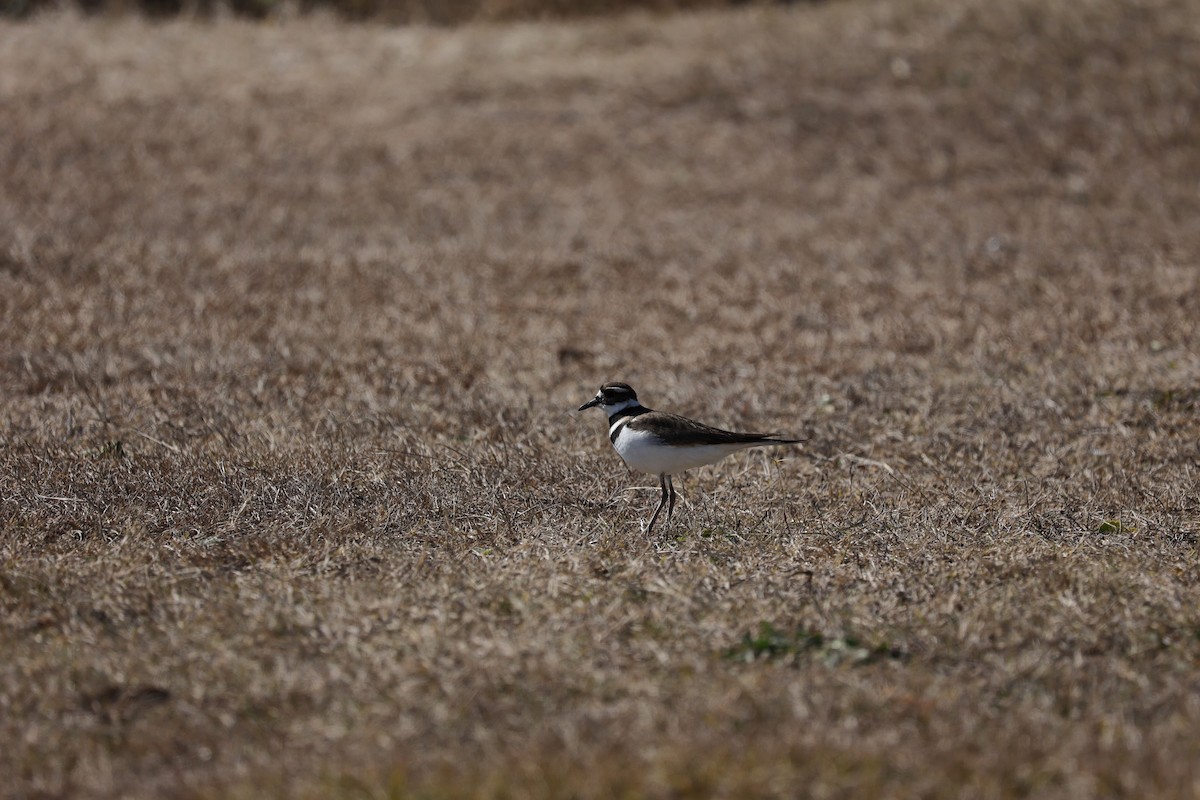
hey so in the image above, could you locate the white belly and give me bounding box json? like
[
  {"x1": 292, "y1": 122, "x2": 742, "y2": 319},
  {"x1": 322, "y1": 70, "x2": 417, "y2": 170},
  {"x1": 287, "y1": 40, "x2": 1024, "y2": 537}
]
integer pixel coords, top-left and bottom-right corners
[{"x1": 613, "y1": 427, "x2": 753, "y2": 475}]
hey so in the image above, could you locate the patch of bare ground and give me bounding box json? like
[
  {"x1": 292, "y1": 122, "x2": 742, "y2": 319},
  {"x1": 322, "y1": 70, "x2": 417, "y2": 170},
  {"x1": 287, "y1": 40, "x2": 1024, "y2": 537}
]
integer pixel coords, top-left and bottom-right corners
[{"x1": 2, "y1": 0, "x2": 1199, "y2": 796}]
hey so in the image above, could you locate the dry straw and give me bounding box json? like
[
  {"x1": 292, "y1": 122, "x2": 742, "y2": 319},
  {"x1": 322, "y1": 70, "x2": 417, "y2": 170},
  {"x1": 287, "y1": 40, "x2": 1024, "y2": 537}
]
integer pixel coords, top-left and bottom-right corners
[{"x1": 2, "y1": 0, "x2": 1199, "y2": 796}]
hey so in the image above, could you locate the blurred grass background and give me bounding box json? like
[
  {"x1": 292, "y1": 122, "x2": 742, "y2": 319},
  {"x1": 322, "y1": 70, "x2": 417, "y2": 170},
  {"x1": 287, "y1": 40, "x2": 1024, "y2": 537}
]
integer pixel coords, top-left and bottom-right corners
[
  {"x1": 4, "y1": 0, "x2": 821, "y2": 23},
  {"x1": 3, "y1": 0, "x2": 1199, "y2": 796}
]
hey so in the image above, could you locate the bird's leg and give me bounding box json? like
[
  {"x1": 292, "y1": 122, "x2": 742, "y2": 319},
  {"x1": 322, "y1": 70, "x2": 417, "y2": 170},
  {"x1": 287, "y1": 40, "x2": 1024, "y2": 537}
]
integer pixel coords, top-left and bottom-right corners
[
  {"x1": 666, "y1": 475, "x2": 677, "y2": 523},
  {"x1": 647, "y1": 474, "x2": 668, "y2": 533}
]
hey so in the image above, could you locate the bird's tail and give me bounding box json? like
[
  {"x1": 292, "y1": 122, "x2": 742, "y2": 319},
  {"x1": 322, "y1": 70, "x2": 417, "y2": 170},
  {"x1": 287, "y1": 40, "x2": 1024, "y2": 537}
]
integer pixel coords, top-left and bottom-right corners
[{"x1": 755, "y1": 436, "x2": 805, "y2": 446}]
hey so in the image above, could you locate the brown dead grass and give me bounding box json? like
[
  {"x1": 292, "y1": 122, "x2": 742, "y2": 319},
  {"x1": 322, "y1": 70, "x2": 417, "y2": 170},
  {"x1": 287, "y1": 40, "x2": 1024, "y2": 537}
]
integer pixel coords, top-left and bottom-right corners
[
  {"x1": 11, "y1": 0, "x2": 820, "y2": 25},
  {"x1": 2, "y1": 0, "x2": 1200, "y2": 797}
]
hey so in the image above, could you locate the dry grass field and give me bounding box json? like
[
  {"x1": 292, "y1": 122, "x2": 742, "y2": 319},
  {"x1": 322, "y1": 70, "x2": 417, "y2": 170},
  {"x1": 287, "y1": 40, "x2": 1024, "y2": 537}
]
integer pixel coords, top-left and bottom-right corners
[
  {"x1": 5, "y1": 0, "x2": 789, "y2": 25},
  {"x1": 3, "y1": 0, "x2": 1200, "y2": 796}
]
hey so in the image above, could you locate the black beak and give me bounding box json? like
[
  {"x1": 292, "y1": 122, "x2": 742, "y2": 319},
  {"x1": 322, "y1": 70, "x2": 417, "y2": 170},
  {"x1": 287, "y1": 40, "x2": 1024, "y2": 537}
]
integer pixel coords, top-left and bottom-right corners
[{"x1": 578, "y1": 397, "x2": 601, "y2": 411}]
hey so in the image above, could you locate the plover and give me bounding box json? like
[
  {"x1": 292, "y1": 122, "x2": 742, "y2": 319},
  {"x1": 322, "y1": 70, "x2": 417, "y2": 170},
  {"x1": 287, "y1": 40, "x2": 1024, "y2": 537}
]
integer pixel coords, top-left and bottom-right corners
[{"x1": 578, "y1": 382, "x2": 802, "y2": 532}]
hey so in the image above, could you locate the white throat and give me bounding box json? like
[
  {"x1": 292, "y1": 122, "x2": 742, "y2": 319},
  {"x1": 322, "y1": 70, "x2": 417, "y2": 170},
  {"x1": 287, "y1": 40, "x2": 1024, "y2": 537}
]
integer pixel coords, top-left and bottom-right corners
[{"x1": 602, "y1": 397, "x2": 640, "y2": 415}]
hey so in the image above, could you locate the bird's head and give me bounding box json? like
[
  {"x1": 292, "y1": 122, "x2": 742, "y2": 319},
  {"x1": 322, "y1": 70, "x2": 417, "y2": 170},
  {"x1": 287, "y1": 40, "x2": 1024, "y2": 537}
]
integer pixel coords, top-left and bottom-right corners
[{"x1": 578, "y1": 382, "x2": 640, "y2": 414}]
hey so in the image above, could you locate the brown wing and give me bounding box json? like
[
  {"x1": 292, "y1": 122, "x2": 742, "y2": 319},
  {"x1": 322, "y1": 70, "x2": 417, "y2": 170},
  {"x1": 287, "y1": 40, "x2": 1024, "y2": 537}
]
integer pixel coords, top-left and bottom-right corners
[{"x1": 625, "y1": 411, "x2": 798, "y2": 446}]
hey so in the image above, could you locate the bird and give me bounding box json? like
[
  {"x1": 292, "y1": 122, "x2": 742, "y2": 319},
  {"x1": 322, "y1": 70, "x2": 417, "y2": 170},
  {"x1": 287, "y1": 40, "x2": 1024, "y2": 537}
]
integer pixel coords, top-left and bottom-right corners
[{"x1": 578, "y1": 382, "x2": 803, "y2": 532}]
